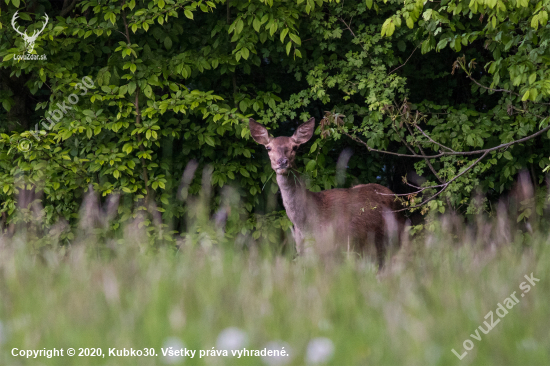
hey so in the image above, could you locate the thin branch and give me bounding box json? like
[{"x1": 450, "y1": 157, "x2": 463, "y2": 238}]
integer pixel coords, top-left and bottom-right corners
[
  {"x1": 60, "y1": 0, "x2": 79, "y2": 17},
  {"x1": 344, "y1": 110, "x2": 550, "y2": 211},
  {"x1": 228, "y1": 0, "x2": 238, "y2": 107},
  {"x1": 403, "y1": 179, "x2": 425, "y2": 190},
  {"x1": 122, "y1": 2, "x2": 150, "y2": 199},
  {"x1": 468, "y1": 75, "x2": 519, "y2": 97},
  {"x1": 414, "y1": 124, "x2": 456, "y2": 152},
  {"x1": 377, "y1": 186, "x2": 432, "y2": 197},
  {"x1": 343, "y1": 122, "x2": 550, "y2": 159},
  {"x1": 465, "y1": 73, "x2": 550, "y2": 106},
  {"x1": 338, "y1": 17, "x2": 372, "y2": 57},
  {"x1": 404, "y1": 121, "x2": 445, "y2": 184},
  {"x1": 388, "y1": 151, "x2": 490, "y2": 212},
  {"x1": 339, "y1": 17, "x2": 356, "y2": 37},
  {"x1": 388, "y1": 46, "x2": 418, "y2": 75},
  {"x1": 391, "y1": 121, "x2": 421, "y2": 158}
]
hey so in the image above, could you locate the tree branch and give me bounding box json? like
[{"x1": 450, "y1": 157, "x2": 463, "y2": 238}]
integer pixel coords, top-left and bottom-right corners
[
  {"x1": 122, "y1": 3, "x2": 150, "y2": 199},
  {"x1": 414, "y1": 123, "x2": 456, "y2": 152},
  {"x1": 60, "y1": 0, "x2": 79, "y2": 17},
  {"x1": 404, "y1": 121, "x2": 445, "y2": 184},
  {"x1": 343, "y1": 122, "x2": 550, "y2": 159},
  {"x1": 388, "y1": 46, "x2": 418, "y2": 75},
  {"x1": 339, "y1": 17, "x2": 356, "y2": 37},
  {"x1": 378, "y1": 151, "x2": 490, "y2": 212}
]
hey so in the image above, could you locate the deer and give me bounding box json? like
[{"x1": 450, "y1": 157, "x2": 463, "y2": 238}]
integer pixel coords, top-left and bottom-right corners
[{"x1": 249, "y1": 117, "x2": 406, "y2": 269}]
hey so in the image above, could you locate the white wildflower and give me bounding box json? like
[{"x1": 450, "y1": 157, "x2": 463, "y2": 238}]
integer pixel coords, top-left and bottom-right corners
[
  {"x1": 305, "y1": 337, "x2": 334, "y2": 364},
  {"x1": 216, "y1": 327, "x2": 248, "y2": 350},
  {"x1": 162, "y1": 337, "x2": 185, "y2": 364},
  {"x1": 262, "y1": 341, "x2": 292, "y2": 366}
]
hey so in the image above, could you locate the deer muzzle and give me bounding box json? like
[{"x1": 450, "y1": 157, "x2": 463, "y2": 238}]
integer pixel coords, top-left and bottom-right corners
[{"x1": 276, "y1": 158, "x2": 289, "y2": 174}]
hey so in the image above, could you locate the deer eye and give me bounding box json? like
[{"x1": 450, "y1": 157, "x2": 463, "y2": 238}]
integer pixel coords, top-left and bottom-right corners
[
  {"x1": 292, "y1": 146, "x2": 298, "y2": 151},
  {"x1": 266, "y1": 146, "x2": 272, "y2": 151}
]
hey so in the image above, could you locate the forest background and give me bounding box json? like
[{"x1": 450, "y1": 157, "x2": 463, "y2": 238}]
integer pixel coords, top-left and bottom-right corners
[{"x1": 1, "y1": 0, "x2": 550, "y2": 243}]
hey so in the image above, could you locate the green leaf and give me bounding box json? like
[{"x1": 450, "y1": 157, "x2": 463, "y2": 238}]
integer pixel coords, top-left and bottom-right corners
[
  {"x1": 437, "y1": 38, "x2": 448, "y2": 50},
  {"x1": 239, "y1": 100, "x2": 248, "y2": 112},
  {"x1": 253, "y1": 18, "x2": 261, "y2": 32},
  {"x1": 521, "y1": 90, "x2": 530, "y2": 101},
  {"x1": 503, "y1": 151, "x2": 513, "y2": 160},
  {"x1": 204, "y1": 136, "x2": 215, "y2": 146},
  {"x1": 240, "y1": 168, "x2": 250, "y2": 177},
  {"x1": 128, "y1": 82, "x2": 136, "y2": 95},
  {"x1": 397, "y1": 41, "x2": 406, "y2": 52},
  {"x1": 280, "y1": 28, "x2": 289, "y2": 43},
  {"x1": 530, "y1": 88, "x2": 538, "y2": 101},
  {"x1": 164, "y1": 36, "x2": 172, "y2": 50},
  {"x1": 144, "y1": 85, "x2": 153, "y2": 98},
  {"x1": 286, "y1": 41, "x2": 292, "y2": 55},
  {"x1": 236, "y1": 19, "x2": 244, "y2": 34},
  {"x1": 309, "y1": 142, "x2": 317, "y2": 153},
  {"x1": 184, "y1": 10, "x2": 194, "y2": 19},
  {"x1": 381, "y1": 19, "x2": 394, "y2": 37},
  {"x1": 306, "y1": 159, "x2": 316, "y2": 171},
  {"x1": 289, "y1": 33, "x2": 301, "y2": 46}
]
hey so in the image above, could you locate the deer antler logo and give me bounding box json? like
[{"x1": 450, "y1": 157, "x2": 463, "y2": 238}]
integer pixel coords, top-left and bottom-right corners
[{"x1": 11, "y1": 11, "x2": 49, "y2": 54}]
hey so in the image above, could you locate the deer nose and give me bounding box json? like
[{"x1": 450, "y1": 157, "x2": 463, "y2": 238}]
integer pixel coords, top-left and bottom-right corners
[{"x1": 277, "y1": 158, "x2": 288, "y2": 167}]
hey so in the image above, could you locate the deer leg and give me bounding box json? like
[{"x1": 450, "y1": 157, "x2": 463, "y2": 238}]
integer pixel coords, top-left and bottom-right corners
[
  {"x1": 292, "y1": 226, "x2": 305, "y2": 255},
  {"x1": 375, "y1": 231, "x2": 386, "y2": 270}
]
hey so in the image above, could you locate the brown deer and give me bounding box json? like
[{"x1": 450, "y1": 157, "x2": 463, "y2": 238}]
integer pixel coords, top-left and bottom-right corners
[{"x1": 249, "y1": 117, "x2": 406, "y2": 268}]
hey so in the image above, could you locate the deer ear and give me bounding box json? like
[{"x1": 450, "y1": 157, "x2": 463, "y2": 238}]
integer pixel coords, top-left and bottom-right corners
[
  {"x1": 249, "y1": 118, "x2": 272, "y2": 145},
  {"x1": 291, "y1": 117, "x2": 315, "y2": 145}
]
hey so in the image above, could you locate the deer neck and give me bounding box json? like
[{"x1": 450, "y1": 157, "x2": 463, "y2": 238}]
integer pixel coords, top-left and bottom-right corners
[{"x1": 276, "y1": 170, "x2": 311, "y2": 228}]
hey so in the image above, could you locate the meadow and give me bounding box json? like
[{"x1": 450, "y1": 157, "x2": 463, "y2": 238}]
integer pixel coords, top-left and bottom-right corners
[
  {"x1": 2, "y1": 0, "x2": 550, "y2": 364},
  {"x1": 0, "y1": 191, "x2": 549, "y2": 366}
]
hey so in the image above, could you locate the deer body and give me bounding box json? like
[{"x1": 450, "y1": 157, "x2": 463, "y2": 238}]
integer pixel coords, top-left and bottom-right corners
[{"x1": 250, "y1": 118, "x2": 405, "y2": 267}]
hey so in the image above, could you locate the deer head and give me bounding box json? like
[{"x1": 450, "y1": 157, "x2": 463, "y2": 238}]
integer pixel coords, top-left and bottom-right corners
[
  {"x1": 11, "y1": 11, "x2": 49, "y2": 54},
  {"x1": 249, "y1": 118, "x2": 315, "y2": 175}
]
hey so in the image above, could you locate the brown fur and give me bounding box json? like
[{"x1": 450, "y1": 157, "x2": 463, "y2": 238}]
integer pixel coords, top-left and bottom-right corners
[{"x1": 250, "y1": 118, "x2": 406, "y2": 268}]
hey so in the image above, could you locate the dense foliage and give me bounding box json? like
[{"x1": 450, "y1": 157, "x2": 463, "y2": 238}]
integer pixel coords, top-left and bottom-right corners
[{"x1": 1, "y1": 0, "x2": 549, "y2": 241}]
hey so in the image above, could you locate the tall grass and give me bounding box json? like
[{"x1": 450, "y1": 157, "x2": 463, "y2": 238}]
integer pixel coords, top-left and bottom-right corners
[{"x1": 0, "y1": 175, "x2": 549, "y2": 365}]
